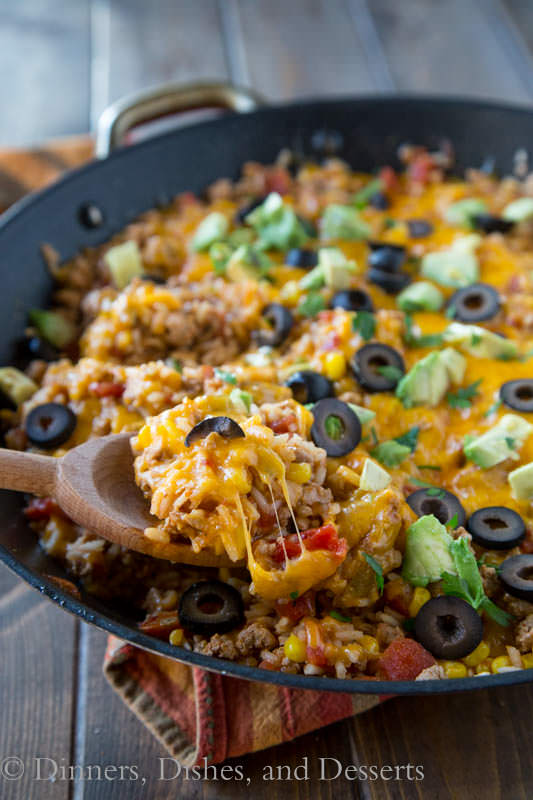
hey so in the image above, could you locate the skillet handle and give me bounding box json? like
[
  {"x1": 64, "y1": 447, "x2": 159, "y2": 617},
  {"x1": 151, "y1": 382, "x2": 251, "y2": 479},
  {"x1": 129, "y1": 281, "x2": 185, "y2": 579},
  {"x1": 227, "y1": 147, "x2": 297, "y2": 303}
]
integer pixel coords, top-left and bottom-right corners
[{"x1": 95, "y1": 81, "x2": 265, "y2": 159}]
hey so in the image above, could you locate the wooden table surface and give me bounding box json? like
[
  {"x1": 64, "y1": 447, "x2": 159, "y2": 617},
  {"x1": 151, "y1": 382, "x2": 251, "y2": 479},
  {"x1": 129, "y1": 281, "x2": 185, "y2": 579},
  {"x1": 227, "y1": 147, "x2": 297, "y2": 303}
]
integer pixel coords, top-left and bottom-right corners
[{"x1": 2, "y1": 1, "x2": 533, "y2": 798}]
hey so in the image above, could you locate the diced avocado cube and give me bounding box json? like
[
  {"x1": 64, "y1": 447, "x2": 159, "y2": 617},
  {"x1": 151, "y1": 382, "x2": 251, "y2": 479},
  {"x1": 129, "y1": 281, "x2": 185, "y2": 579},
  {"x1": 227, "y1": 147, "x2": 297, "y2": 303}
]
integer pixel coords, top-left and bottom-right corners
[
  {"x1": 509, "y1": 461, "x2": 533, "y2": 500},
  {"x1": 502, "y1": 197, "x2": 533, "y2": 223},
  {"x1": 299, "y1": 248, "x2": 358, "y2": 291},
  {"x1": 397, "y1": 281, "x2": 444, "y2": 312},
  {"x1": 443, "y1": 322, "x2": 518, "y2": 360},
  {"x1": 359, "y1": 458, "x2": 391, "y2": 491},
  {"x1": 300, "y1": 265, "x2": 325, "y2": 291},
  {"x1": 192, "y1": 212, "x2": 229, "y2": 252},
  {"x1": 439, "y1": 347, "x2": 467, "y2": 384},
  {"x1": 226, "y1": 245, "x2": 271, "y2": 281},
  {"x1": 29, "y1": 309, "x2": 76, "y2": 349},
  {"x1": 396, "y1": 348, "x2": 465, "y2": 409},
  {"x1": 229, "y1": 388, "x2": 252, "y2": 413},
  {"x1": 209, "y1": 241, "x2": 233, "y2": 275},
  {"x1": 464, "y1": 413, "x2": 533, "y2": 468},
  {"x1": 445, "y1": 198, "x2": 488, "y2": 227},
  {"x1": 320, "y1": 204, "x2": 371, "y2": 241},
  {"x1": 402, "y1": 514, "x2": 456, "y2": 587},
  {"x1": 245, "y1": 192, "x2": 309, "y2": 250},
  {"x1": 0, "y1": 367, "x2": 37, "y2": 405},
  {"x1": 105, "y1": 240, "x2": 144, "y2": 289},
  {"x1": 421, "y1": 235, "x2": 481, "y2": 288},
  {"x1": 348, "y1": 403, "x2": 376, "y2": 426}
]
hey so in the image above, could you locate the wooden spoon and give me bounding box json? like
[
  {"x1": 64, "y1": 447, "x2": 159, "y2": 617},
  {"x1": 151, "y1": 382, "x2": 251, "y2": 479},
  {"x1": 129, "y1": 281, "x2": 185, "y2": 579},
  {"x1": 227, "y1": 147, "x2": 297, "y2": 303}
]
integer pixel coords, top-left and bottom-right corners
[{"x1": 0, "y1": 433, "x2": 237, "y2": 567}]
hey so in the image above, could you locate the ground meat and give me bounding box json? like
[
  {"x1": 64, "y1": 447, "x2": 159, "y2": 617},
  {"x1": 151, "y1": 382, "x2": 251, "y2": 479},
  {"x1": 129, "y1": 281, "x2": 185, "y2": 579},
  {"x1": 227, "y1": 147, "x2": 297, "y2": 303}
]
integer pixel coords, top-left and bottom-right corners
[
  {"x1": 416, "y1": 664, "x2": 446, "y2": 681},
  {"x1": 480, "y1": 565, "x2": 500, "y2": 598},
  {"x1": 194, "y1": 633, "x2": 239, "y2": 660},
  {"x1": 235, "y1": 623, "x2": 277, "y2": 656},
  {"x1": 376, "y1": 622, "x2": 404, "y2": 649},
  {"x1": 503, "y1": 594, "x2": 533, "y2": 618},
  {"x1": 514, "y1": 614, "x2": 533, "y2": 653}
]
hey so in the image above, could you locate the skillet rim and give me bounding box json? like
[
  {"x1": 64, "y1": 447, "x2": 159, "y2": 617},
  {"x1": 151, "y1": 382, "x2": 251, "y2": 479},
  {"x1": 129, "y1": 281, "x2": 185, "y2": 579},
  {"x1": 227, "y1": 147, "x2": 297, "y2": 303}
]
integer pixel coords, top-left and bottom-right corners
[{"x1": 2, "y1": 92, "x2": 533, "y2": 695}]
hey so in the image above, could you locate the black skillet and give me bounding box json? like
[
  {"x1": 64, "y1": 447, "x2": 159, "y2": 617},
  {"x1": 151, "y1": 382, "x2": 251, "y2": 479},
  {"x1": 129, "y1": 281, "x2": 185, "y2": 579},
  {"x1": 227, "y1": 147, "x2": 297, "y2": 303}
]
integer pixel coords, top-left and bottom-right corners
[{"x1": 0, "y1": 82, "x2": 532, "y2": 694}]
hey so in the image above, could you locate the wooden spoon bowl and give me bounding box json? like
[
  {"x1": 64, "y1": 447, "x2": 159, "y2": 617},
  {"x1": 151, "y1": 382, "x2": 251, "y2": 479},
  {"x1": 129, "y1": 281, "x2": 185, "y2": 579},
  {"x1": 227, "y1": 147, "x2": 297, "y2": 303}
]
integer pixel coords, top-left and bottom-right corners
[{"x1": 0, "y1": 433, "x2": 238, "y2": 567}]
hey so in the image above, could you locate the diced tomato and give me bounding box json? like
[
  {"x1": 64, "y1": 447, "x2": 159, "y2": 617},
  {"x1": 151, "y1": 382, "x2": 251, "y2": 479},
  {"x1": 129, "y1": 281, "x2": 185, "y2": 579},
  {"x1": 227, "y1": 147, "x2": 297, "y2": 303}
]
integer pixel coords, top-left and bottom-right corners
[
  {"x1": 521, "y1": 529, "x2": 533, "y2": 554},
  {"x1": 24, "y1": 496, "x2": 64, "y2": 521},
  {"x1": 257, "y1": 510, "x2": 278, "y2": 531},
  {"x1": 322, "y1": 333, "x2": 341, "y2": 351},
  {"x1": 268, "y1": 415, "x2": 297, "y2": 435},
  {"x1": 378, "y1": 637, "x2": 435, "y2": 680},
  {"x1": 378, "y1": 166, "x2": 399, "y2": 193},
  {"x1": 272, "y1": 524, "x2": 347, "y2": 563},
  {"x1": 265, "y1": 167, "x2": 292, "y2": 195},
  {"x1": 307, "y1": 645, "x2": 328, "y2": 668},
  {"x1": 89, "y1": 381, "x2": 125, "y2": 398},
  {"x1": 258, "y1": 659, "x2": 277, "y2": 671},
  {"x1": 317, "y1": 310, "x2": 335, "y2": 323},
  {"x1": 139, "y1": 611, "x2": 181, "y2": 639},
  {"x1": 384, "y1": 579, "x2": 413, "y2": 617},
  {"x1": 276, "y1": 592, "x2": 315, "y2": 622}
]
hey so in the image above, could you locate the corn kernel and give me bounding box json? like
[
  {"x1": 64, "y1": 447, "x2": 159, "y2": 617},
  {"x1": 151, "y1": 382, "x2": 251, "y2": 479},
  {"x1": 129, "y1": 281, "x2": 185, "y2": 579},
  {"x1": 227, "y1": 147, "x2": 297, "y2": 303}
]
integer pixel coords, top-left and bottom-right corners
[
  {"x1": 442, "y1": 661, "x2": 468, "y2": 679},
  {"x1": 286, "y1": 462, "x2": 312, "y2": 484},
  {"x1": 408, "y1": 587, "x2": 431, "y2": 618},
  {"x1": 323, "y1": 352, "x2": 346, "y2": 381},
  {"x1": 491, "y1": 655, "x2": 511, "y2": 673},
  {"x1": 463, "y1": 640, "x2": 490, "y2": 667},
  {"x1": 475, "y1": 661, "x2": 491, "y2": 674},
  {"x1": 279, "y1": 280, "x2": 301, "y2": 306},
  {"x1": 522, "y1": 653, "x2": 533, "y2": 670},
  {"x1": 284, "y1": 634, "x2": 307, "y2": 662},
  {"x1": 336, "y1": 465, "x2": 360, "y2": 486},
  {"x1": 360, "y1": 635, "x2": 380, "y2": 655},
  {"x1": 169, "y1": 629, "x2": 184, "y2": 646}
]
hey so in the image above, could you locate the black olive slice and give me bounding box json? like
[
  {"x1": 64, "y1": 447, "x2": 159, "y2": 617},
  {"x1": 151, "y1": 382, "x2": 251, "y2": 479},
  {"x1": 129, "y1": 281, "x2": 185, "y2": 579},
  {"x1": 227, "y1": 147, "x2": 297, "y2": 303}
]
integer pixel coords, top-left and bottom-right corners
[
  {"x1": 368, "y1": 242, "x2": 407, "y2": 273},
  {"x1": 331, "y1": 289, "x2": 374, "y2": 312},
  {"x1": 500, "y1": 379, "x2": 533, "y2": 413},
  {"x1": 448, "y1": 283, "x2": 501, "y2": 323},
  {"x1": 254, "y1": 303, "x2": 294, "y2": 347},
  {"x1": 368, "y1": 192, "x2": 390, "y2": 210},
  {"x1": 25, "y1": 402, "x2": 77, "y2": 449},
  {"x1": 500, "y1": 554, "x2": 533, "y2": 600},
  {"x1": 467, "y1": 506, "x2": 526, "y2": 550},
  {"x1": 286, "y1": 249, "x2": 318, "y2": 268},
  {"x1": 17, "y1": 336, "x2": 58, "y2": 364},
  {"x1": 407, "y1": 219, "x2": 434, "y2": 238},
  {"x1": 285, "y1": 370, "x2": 334, "y2": 404},
  {"x1": 235, "y1": 196, "x2": 265, "y2": 224},
  {"x1": 414, "y1": 595, "x2": 483, "y2": 659},
  {"x1": 471, "y1": 214, "x2": 514, "y2": 234},
  {"x1": 178, "y1": 580, "x2": 245, "y2": 636},
  {"x1": 141, "y1": 273, "x2": 166, "y2": 284},
  {"x1": 367, "y1": 267, "x2": 411, "y2": 294},
  {"x1": 351, "y1": 343, "x2": 405, "y2": 393},
  {"x1": 406, "y1": 488, "x2": 466, "y2": 528},
  {"x1": 310, "y1": 398, "x2": 361, "y2": 457},
  {"x1": 185, "y1": 416, "x2": 245, "y2": 447}
]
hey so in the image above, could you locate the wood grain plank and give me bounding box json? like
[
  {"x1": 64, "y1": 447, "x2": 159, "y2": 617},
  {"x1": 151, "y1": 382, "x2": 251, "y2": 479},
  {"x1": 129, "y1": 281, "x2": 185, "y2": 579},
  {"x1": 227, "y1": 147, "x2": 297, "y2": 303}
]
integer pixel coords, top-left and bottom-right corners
[
  {"x1": 234, "y1": 0, "x2": 378, "y2": 100},
  {"x1": 0, "y1": 0, "x2": 90, "y2": 146},
  {"x1": 0, "y1": 563, "x2": 77, "y2": 800},
  {"x1": 366, "y1": 0, "x2": 532, "y2": 101},
  {"x1": 90, "y1": 0, "x2": 229, "y2": 124},
  {"x1": 351, "y1": 688, "x2": 533, "y2": 799}
]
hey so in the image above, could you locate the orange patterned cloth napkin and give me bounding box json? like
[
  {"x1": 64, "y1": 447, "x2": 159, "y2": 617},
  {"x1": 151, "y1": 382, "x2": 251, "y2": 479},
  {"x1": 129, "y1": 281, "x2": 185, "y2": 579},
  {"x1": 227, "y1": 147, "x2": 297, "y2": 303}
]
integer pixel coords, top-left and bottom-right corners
[
  {"x1": 1, "y1": 137, "x2": 383, "y2": 766},
  {"x1": 104, "y1": 636, "x2": 382, "y2": 766}
]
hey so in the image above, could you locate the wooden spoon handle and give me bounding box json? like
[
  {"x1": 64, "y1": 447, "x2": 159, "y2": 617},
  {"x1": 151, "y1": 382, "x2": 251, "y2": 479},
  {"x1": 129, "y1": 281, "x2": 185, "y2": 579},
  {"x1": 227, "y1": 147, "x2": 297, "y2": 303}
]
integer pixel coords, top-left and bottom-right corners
[{"x1": 0, "y1": 449, "x2": 57, "y2": 496}]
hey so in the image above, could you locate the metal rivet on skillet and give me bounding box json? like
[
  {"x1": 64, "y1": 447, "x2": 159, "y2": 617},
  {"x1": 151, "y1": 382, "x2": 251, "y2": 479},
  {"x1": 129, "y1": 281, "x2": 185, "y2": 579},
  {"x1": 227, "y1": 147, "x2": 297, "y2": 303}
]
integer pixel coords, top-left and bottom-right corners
[{"x1": 78, "y1": 203, "x2": 104, "y2": 229}]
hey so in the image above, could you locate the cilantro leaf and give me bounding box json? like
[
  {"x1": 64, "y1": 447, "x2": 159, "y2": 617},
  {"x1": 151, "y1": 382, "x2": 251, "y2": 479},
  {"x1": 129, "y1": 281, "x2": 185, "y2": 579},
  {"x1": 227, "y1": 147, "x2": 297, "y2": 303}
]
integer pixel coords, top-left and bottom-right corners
[
  {"x1": 377, "y1": 365, "x2": 404, "y2": 382},
  {"x1": 371, "y1": 440, "x2": 411, "y2": 467},
  {"x1": 324, "y1": 414, "x2": 344, "y2": 440},
  {"x1": 363, "y1": 552, "x2": 384, "y2": 594},
  {"x1": 352, "y1": 178, "x2": 383, "y2": 209},
  {"x1": 446, "y1": 379, "x2": 482, "y2": 410},
  {"x1": 289, "y1": 591, "x2": 299, "y2": 600},
  {"x1": 442, "y1": 538, "x2": 512, "y2": 626},
  {"x1": 394, "y1": 426, "x2": 420, "y2": 452},
  {"x1": 298, "y1": 292, "x2": 326, "y2": 318},
  {"x1": 403, "y1": 313, "x2": 444, "y2": 348},
  {"x1": 409, "y1": 477, "x2": 445, "y2": 497},
  {"x1": 352, "y1": 310, "x2": 376, "y2": 341},
  {"x1": 370, "y1": 425, "x2": 379, "y2": 446},
  {"x1": 484, "y1": 398, "x2": 502, "y2": 418},
  {"x1": 214, "y1": 368, "x2": 237, "y2": 385},
  {"x1": 446, "y1": 513, "x2": 459, "y2": 529},
  {"x1": 329, "y1": 609, "x2": 352, "y2": 623},
  {"x1": 417, "y1": 464, "x2": 441, "y2": 471}
]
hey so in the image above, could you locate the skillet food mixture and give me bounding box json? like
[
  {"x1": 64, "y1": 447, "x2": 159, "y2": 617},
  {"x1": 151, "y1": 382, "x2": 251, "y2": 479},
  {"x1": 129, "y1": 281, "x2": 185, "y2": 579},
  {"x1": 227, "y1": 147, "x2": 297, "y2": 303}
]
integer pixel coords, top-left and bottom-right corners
[{"x1": 7, "y1": 145, "x2": 533, "y2": 681}]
